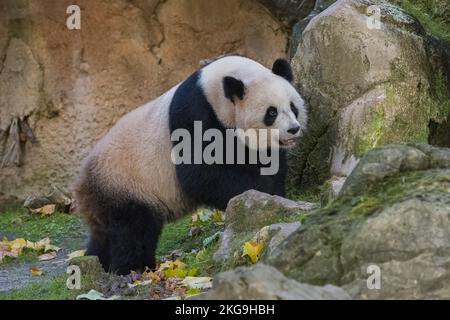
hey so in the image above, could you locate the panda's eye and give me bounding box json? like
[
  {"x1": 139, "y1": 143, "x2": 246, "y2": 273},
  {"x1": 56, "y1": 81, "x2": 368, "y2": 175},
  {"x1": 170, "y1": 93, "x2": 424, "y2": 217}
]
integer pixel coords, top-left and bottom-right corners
[
  {"x1": 290, "y1": 103, "x2": 299, "y2": 118},
  {"x1": 264, "y1": 106, "x2": 278, "y2": 126},
  {"x1": 267, "y1": 107, "x2": 278, "y2": 117}
]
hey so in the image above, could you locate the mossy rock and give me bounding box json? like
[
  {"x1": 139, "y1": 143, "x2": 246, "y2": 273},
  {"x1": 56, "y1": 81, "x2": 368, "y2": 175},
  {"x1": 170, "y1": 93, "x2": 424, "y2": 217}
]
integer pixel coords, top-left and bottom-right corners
[
  {"x1": 213, "y1": 190, "x2": 318, "y2": 268},
  {"x1": 288, "y1": 0, "x2": 450, "y2": 192},
  {"x1": 267, "y1": 144, "x2": 450, "y2": 299},
  {"x1": 70, "y1": 256, "x2": 104, "y2": 276}
]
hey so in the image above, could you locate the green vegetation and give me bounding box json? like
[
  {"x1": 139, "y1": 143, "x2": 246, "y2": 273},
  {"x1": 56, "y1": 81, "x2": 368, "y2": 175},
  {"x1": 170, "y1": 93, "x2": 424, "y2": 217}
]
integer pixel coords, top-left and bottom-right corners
[
  {"x1": 156, "y1": 213, "x2": 223, "y2": 258},
  {"x1": 157, "y1": 210, "x2": 226, "y2": 276},
  {"x1": 0, "y1": 208, "x2": 87, "y2": 248},
  {"x1": 391, "y1": 0, "x2": 450, "y2": 42},
  {"x1": 0, "y1": 208, "x2": 87, "y2": 265},
  {"x1": 287, "y1": 189, "x2": 321, "y2": 203},
  {"x1": 0, "y1": 273, "x2": 97, "y2": 300}
]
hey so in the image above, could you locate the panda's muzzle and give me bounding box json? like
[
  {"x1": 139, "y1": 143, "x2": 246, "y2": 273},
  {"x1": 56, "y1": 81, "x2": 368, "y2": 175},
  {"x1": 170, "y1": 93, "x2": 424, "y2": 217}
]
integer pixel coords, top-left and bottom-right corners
[
  {"x1": 279, "y1": 125, "x2": 301, "y2": 147},
  {"x1": 279, "y1": 137, "x2": 299, "y2": 148}
]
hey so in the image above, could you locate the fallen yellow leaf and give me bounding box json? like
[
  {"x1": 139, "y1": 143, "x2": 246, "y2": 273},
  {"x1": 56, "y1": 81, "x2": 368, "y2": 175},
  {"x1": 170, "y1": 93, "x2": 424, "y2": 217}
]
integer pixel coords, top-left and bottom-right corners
[
  {"x1": 31, "y1": 204, "x2": 56, "y2": 216},
  {"x1": 30, "y1": 266, "x2": 43, "y2": 276},
  {"x1": 67, "y1": 249, "x2": 86, "y2": 260},
  {"x1": 44, "y1": 244, "x2": 61, "y2": 252},
  {"x1": 10, "y1": 238, "x2": 27, "y2": 254},
  {"x1": 158, "y1": 259, "x2": 188, "y2": 278},
  {"x1": 242, "y1": 240, "x2": 264, "y2": 264},
  {"x1": 34, "y1": 238, "x2": 51, "y2": 250},
  {"x1": 185, "y1": 288, "x2": 201, "y2": 295},
  {"x1": 26, "y1": 240, "x2": 36, "y2": 249}
]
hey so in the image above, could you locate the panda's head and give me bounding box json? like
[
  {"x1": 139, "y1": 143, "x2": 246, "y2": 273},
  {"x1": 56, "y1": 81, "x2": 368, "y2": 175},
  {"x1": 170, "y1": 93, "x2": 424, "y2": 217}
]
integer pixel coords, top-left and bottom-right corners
[{"x1": 200, "y1": 56, "x2": 307, "y2": 149}]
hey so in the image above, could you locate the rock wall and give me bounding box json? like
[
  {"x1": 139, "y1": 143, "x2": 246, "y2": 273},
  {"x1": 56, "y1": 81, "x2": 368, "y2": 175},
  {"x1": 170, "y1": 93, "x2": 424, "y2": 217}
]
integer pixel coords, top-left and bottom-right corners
[{"x1": 0, "y1": 0, "x2": 288, "y2": 207}]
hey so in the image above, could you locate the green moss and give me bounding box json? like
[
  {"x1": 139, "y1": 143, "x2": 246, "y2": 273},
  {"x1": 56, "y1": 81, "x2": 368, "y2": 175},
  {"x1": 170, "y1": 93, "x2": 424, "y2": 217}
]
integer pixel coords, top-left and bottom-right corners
[
  {"x1": 390, "y1": 0, "x2": 450, "y2": 42},
  {"x1": 429, "y1": 71, "x2": 450, "y2": 120},
  {"x1": 354, "y1": 105, "x2": 385, "y2": 156},
  {"x1": 355, "y1": 66, "x2": 450, "y2": 156},
  {"x1": 348, "y1": 196, "x2": 381, "y2": 217},
  {"x1": 287, "y1": 189, "x2": 321, "y2": 203},
  {"x1": 274, "y1": 167, "x2": 450, "y2": 285}
]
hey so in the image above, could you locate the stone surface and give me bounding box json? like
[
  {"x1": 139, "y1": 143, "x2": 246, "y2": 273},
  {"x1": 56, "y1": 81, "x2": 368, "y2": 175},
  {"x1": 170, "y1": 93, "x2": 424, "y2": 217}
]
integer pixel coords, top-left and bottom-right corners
[
  {"x1": 266, "y1": 144, "x2": 450, "y2": 299},
  {"x1": 70, "y1": 255, "x2": 104, "y2": 276},
  {"x1": 195, "y1": 264, "x2": 351, "y2": 300},
  {"x1": 214, "y1": 190, "x2": 318, "y2": 262},
  {"x1": 226, "y1": 190, "x2": 319, "y2": 233},
  {"x1": 0, "y1": 0, "x2": 288, "y2": 208},
  {"x1": 288, "y1": 0, "x2": 450, "y2": 192}
]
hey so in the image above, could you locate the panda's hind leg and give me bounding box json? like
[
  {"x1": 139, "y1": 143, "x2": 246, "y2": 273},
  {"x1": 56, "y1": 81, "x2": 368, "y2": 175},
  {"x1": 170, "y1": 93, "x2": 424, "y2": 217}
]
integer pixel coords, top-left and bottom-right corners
[{"x1": 107, "y1": 200, "x2": 164, "y2": 275}]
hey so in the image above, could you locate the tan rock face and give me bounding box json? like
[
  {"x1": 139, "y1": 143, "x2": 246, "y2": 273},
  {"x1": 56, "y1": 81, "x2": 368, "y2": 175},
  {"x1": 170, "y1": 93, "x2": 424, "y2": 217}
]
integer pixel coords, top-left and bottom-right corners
[{"x1": 0, "y1": 0, "x2": 288, "y2": 206}]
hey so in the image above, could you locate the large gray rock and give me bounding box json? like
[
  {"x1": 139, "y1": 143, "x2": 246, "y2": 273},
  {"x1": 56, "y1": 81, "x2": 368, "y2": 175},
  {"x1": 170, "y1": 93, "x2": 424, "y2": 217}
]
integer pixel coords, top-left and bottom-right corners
[
  {"x1": 267, "y1": 144, "x2": 450, "y2": 299},
  {"x1": 225, "y1": 190, "x2": 318, "y2": 233},
  {"x1": 288, "y1": 0, "x2": 450, "y2": 192},
  {"x1": 196, "y1": 264, "x2": 351, "y2": 300},
  {"x1": 214, "y1": 190, "x2": 318, "y2": 263}
]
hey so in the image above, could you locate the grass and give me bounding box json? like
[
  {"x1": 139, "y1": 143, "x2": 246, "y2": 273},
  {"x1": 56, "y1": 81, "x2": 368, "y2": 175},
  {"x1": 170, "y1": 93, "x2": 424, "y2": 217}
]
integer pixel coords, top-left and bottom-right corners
[
  {"x1": 0, "y1": 207, "x2": 224, "y2": 299},
  {"x1": 286, "y1": 189, "x2": 321, "y2": 203},
  {"x1": 156, "y1": 211, "x2": 226, "y2": 276},
  {"x1": 0, "y1": 208, "x2": 87, "y2": 247},
  {"x1": 0, "y1": 208, "x2": 88, "y2": 265},
  {"x1": 0, "y1": 273, "x2": 97, "y2": 300},
  {"x1": 156, "y1": 213, "x2": 224, "y2": 258}
]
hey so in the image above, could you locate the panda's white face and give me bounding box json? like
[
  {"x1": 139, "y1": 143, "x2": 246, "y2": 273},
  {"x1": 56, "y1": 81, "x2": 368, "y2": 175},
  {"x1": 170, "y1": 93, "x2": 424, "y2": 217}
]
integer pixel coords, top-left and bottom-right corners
[
  {"x1": 235, "y1": 74, "x2": 307, "y2": 149},
  {"x1": 200, "y1": 56, "x2": 307, "y2": 149}
]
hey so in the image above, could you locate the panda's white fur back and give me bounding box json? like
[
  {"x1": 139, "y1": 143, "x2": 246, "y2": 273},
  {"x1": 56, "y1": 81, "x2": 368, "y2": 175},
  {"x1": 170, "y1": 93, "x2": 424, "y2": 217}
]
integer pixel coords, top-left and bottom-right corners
[{"x1": 75, "y1": 83, "x2": 192, "y2": 220}]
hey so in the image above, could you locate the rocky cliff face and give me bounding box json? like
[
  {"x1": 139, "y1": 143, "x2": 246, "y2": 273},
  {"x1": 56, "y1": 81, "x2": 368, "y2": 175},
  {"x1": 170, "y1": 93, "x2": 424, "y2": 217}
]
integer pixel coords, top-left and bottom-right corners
[{"x1": 0, "y1": 0, "x2": 288, "y2": 207}]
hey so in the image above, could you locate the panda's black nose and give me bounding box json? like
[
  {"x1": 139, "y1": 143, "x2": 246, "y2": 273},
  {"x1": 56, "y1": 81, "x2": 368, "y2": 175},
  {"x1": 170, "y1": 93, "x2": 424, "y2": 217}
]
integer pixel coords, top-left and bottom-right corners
[{"x1": 288, "y1": 126, "x2": 300, "y2": 135}]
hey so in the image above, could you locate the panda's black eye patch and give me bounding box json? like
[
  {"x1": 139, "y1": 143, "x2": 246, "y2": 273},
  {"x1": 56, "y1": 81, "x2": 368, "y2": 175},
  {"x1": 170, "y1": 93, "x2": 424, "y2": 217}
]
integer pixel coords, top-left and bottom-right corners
[
  {"x1": 290, "y1": 103, "x2": 299, "y2": 118},
  {"x1": 264, "y1": 106, "x2": 278, "y2": 126}
]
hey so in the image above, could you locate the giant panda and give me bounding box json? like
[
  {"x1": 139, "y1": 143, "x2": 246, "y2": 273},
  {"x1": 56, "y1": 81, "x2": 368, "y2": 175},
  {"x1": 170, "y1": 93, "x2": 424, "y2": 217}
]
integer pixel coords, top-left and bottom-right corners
[{"x1": 73, "y1": 55, "x2": 307, "y2": 275}]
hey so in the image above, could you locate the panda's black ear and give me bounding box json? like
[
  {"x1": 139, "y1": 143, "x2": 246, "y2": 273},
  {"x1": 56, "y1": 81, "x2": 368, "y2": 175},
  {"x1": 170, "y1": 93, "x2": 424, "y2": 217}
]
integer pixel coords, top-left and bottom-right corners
[
  {"x1": 272, "y1": 58, "x2": 294, "y2": 83},
  {"x1": 223, "y1": 76, "x2": 245, "y2": 104}
]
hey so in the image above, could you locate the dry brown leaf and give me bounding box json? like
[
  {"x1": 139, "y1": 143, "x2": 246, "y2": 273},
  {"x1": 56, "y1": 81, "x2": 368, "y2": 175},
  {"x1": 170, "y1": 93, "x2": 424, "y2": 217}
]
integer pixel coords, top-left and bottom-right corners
[
  {"x1": 38, "y1": 251, "x2": 57, "y2": 261},
  {"x1": 30, "y1": 266, "x2": 43, "y2": 276}
]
